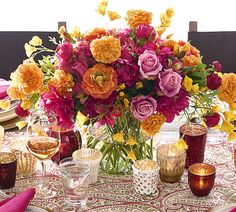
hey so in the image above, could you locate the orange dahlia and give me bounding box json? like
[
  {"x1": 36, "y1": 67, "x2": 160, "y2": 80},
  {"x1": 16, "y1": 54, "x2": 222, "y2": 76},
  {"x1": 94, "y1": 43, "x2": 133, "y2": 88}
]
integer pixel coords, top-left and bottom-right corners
[
  {"x1": 81, "y1": 63, "x2": 118, "y2": 99},
  {"x1": 84, "y1": 27, "x2": 108, "y2": 42},
  {"x1": 48, "y1": 70, "x2": 74, "y2": 95},
  {"x1": 182, "y1": 55, "x2": 200, "y2": 67},
  {"x1": 141, "y1": 113, "x2": 166, "y2": 136},
  {"x1": 126, "y1": 9, "x2": 152, "y2": 28},
  {"x1": 218, "y1": 73, "x2": 236, "y2": 103},
  {"x1": 8, "y1": 63, "x2": 43, "y2": 99},
  {"x1": 90, "y1": 36, "x2": 121, "y2": 63}
]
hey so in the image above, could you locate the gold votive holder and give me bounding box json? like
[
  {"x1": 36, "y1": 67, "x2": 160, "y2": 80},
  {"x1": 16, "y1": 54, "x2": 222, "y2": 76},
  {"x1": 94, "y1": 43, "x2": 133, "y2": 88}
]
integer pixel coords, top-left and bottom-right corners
[
  {"x1": 157, "y1": 144, "x2": 186, "y2": 183},
  {"x1": 132, "y1": 159, "x2": 158, "y2": 195},
  {"x1": 72, "y1": 148, "x2": 102, "y2": 184},
  {"x1": 188, "y1": 163, "x2": 216, "y2": 197},
  {"x1": 9, "y1": 136, "x2": 37, "y2": 176}
]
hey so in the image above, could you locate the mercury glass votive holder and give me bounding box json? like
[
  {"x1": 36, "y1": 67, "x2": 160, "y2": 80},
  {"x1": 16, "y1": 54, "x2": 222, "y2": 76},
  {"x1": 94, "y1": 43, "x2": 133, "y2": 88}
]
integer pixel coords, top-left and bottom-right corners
[
  {"x1": 188, "y1": 163, "x2": 216, "y2": 197},
  {"x1": 132, "y1": 159, "x2": 158, "y2": 195},
  {"x1": 72, "y1": 148, "x2": 102, "y2": 184},
  {"x1": 157, "y1": 144, "x2": 186, "y2": 183}
]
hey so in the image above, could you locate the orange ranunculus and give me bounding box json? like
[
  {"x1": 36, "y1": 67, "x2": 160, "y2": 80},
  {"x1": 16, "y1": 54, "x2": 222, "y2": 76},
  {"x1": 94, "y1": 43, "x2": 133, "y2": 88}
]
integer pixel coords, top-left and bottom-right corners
[
  {"x1": 182, "y1": 55, "x2": 200, "y2": 67},
  {"x1": 90, "y1": 36, "x2": 121, "y2": 64},
  {"x1": 84, "y1": 27, "x2": 108, "y2": 42},
  {"x1": 81, "y1": 63, "x2": 118, "y2": 99},
  {"x1": 126, "y1": 10, "x2": 152, "y2": 28},
  {"x1": 163, "y1": 39, "x2": 177, "y2": 50}
]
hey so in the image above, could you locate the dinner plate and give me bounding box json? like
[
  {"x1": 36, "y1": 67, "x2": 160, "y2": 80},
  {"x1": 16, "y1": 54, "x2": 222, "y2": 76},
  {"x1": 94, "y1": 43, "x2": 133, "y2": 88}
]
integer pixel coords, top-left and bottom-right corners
[
  {"x1": 26, "y1": 205, "x2": 53, "y2": 212},
  {"x1": 0, "y1": 100, "x2": 18, "y2": 122},
  {"x1": 208, "y1": 204, "x2": 236, "y2": 212}
]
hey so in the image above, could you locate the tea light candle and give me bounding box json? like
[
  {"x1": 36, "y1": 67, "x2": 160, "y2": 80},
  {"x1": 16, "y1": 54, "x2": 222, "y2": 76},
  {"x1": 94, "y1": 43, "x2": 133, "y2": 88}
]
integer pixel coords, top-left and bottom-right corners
[
  {"x1": 188, "y1": 163, "x2": 216, "y2": 196},
  {"x1": 132, "y1": 159, "x2": 158, "y2": 195}
]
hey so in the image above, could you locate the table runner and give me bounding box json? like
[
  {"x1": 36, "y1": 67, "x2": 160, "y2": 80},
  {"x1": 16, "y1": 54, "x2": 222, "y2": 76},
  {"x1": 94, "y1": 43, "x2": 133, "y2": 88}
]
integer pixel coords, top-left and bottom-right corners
[{"x1": 2, "y1": 132, "x2": 236, "y2": 211}]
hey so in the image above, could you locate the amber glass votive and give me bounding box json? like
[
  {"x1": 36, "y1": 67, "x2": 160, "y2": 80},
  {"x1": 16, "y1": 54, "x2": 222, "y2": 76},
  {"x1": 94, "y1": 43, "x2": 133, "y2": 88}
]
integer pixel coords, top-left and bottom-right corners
[
  {"x1": 157, "y1": 144, "x2": 186, "y2": 183},
  {"x1": 0, "y1": 152, "x2": 17, "y2": 189},
  {"x1": 188, "y1": 163, "x2": 216, "y2": 197},
  {"x1": 179, "y1": 123, "x2": 207, "y2": 168}
]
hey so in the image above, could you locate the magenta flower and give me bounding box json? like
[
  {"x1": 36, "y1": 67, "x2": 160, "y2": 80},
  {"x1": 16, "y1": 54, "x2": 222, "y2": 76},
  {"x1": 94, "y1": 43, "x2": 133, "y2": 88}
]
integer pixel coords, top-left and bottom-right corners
[
  {"x1": 138, "y1": 50, "x2": 162, "y2": 79},
  {"x1": 40, "y1": 87, "x2": 75, "y2": 129},
  {"x1": 121, "y1": 47, "x2": 136, "y2": 63},
  {"x1": 212, "y1": 60, "x2": 222, "y2": 72},
  {"x1": 72, "y1": 60, "x2": 88, "y2": 81},
  {"x1": 56, "y1": 41, "x2": 73, "y2": 62},
  {"x1": 157, "y1": 69, "x2": 182, "y2": 97},
  {"x1": 136, "y1": 24, "x2": 156, "y2": 40},
  {"x1": 156, "y1": 89, "x2": 189, "y2": 122},
  {"x1": 207, "y1": 73, "x2": 222, "y2": 90},
  {"x1": 130, "y1": 96, "x2": 157, "y2": 121},
  {"x1": 204, "y1": 112, "x2": 220, "y2": 128},
  {"x1": 15, "y1": 102, "x2": 29, "y2": 117}
]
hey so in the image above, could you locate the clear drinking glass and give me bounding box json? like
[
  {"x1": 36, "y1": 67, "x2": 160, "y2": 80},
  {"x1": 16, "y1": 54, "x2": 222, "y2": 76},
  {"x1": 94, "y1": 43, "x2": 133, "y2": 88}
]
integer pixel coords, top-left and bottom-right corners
[
  {"x1": 26, "y1": 109, "x2": 60, "y2": 198},
  {"x1": 59, "y1": 157, "x2": 90, "y2": 209}
]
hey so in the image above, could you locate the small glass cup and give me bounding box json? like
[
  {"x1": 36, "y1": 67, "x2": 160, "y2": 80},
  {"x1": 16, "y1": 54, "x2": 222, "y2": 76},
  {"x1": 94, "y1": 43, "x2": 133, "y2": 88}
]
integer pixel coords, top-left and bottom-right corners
[
  {"x1": 60, "y1": 157, "x2": 90, "y2": 209},
  {"x1": 72, "y1": 148, "x2": 102, "y2": 184},
  {"x1": 0, "y1": 152, "x2": 17, "y2": 189},
  {"x1": 179, "y1": 123, "x2": 207, "y2": 168},
  {"x1": 188, "y1": 163, "x2": 216, "y2": 197},
  {"x1": 157, "y1": 144, "x2": 186, "y2": 183}
]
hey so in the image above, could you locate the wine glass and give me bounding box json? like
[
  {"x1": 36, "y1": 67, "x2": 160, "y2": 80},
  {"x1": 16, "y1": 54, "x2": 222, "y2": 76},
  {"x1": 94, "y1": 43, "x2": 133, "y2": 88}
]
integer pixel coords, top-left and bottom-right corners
[{"x1": 26, "y1": 109, "x2": 60, "y2": 198}]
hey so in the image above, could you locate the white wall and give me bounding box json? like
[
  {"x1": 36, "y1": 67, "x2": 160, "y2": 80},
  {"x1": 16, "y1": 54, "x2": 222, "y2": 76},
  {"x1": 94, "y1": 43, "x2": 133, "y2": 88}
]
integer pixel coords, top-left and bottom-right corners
[{"x1": 1, "y1": 0, "x2": 236, "y2": 41}]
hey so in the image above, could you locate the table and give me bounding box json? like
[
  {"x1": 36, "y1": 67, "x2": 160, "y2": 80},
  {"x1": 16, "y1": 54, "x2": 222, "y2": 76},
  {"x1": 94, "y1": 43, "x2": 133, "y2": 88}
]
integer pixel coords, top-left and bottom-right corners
[{"x1": 2, "y1": 131, "x2": 236, "y2": 211}]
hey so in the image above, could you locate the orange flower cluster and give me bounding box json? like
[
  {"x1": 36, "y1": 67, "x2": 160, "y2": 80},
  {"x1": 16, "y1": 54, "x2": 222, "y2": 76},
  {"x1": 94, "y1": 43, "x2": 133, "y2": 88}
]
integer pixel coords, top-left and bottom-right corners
[
  {"x1": 126, "y1": 9, "x2": 152, "y2": 28},
  {"x1": 141, "y1": 113, "x2": 166, "y2": 136},
  {"x1": 7, "y1": 62, "x2": 43, "y2": 100},
  {"x1": 48, "y1": 70, "x2": 74, "y2": 95},
  {"x1": 218, "y1": 73, "x2": 236, "y2": 103},
  {"x1": 81, "y1": 63, "x2": 118, "y2": 99},
  {"x1": 90, "y1": 36, "x2": 121, "y2": 63},
  {"x1": 84, "y1": 27, "x2": 108, "y2": 42}
]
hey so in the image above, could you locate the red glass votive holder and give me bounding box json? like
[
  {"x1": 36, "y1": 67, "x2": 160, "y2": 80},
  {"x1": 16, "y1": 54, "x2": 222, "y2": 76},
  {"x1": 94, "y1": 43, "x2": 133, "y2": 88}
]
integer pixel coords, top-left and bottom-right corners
[
  {"x1": 0, "y1": 152, "x2": 17, "y2": 189},
  {"x1": 188, "y1": 163, "x2": 216, "y2": 197},
  {"x1": 179, "y1": 123, "x2": 207, "y2": 168}
]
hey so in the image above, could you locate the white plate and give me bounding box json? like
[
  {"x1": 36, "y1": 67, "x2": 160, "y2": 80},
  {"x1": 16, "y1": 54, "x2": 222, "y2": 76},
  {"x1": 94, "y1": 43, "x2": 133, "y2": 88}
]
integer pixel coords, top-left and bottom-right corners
[
  {"x1": 26, "y1": 205, "x2": 52, "y2": 212},
  {"x1": 208, "y1": 204, "x2": 236, "y2": 212},
  {"x1": 0, "y1": 100, "x2": 18, "y2": 122}
]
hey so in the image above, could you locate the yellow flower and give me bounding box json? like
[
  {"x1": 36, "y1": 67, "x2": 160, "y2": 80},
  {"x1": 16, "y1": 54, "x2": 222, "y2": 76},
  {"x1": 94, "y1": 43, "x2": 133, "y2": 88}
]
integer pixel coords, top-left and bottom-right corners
[
  {"x1": 58, "y1": 26, "x2": 66, "y2": 39},
  {"x1": 90, "y1": 36, "x2": 121, "y2": 64},
  {"x1": 218, "y1": 73, "x2": 236, "y2": 103},
  {"x1": 0, "y1": 100, "x2": 10, "y2": 110},
  {"x1": 135, "y1": 81, "x2": 143, "y2": 89},
  {"x1": 166, "y1": 8, "x2": 174, "y2": 18},
  {"x1": 126, "y1": 136, "x2": 137, "y2": 146},
  {"x1": 126, "y1": 10, "x2": 152, "y2": 28},
  {"x1": 107, "y1": 11, "x2": 121, "y2": 21},
  {"x1": 21, "y1": 98, "x2": 31, "y2": 110},
  {"x1": 191, "y1": 84, "x2": 199, "y2": 94},
  {"x1": 166, "y1": 33, "x2": 174, "y2": 39},
  {"x1": 15, "y1": 121, "x2": 27, "y2": 130},
  {"x1": 182, "y1": 75, "x2": 193, "y2": 92},
  {"x1": 228, "y1": 132, "x2": 236, "y2": 141},
  {"x1": 116, "y1": 83, "x2": 126, "y2": 91},
  {"x1": 127, "y1": 151, "x2": 136, "y2": 160},
  {"x1": 84, "y1": 28, "x2": 108, "y2": 42},
  {"x1": 24, "y1": 43, "x2": 37, "y2": 57},
  {"x1": 229, "y1": 103, "x2": 236, "y2": 110},
  {"x1": 220, "y1": 121, "x2": 235, "y2": 134},
  {"x1": 7, "y1": 86, "x2": 27, "y2": 100},
  {"x1": 76, "y1": 111, "x2": 88, "y2": 127},
  {"x1": 157, "y1": 27, "x2": 166, "y2": 37},
  {"x1": 96, "y1": 0, "x2": 108, "y2": 16},
  {"x1": 48, "y1": 69, "x2": 74, "y2": 95},
  {"x1": 141, "y1": 113, "x2": 166, "y2": 136},
  {"x1": 70, "y1": 26, "x2": 81, "y2": 38},
  {"x1": 119, "y1": 92, "x2": 125, "y2": 97},
  {"x1": 223, "y1": 111, "x2": 236, "y2": 123},
  {"x1": 113, "y1": 132, "x2": 124, "y2": 143},
  {"x1": 212, "y1": 105, "x2": 221, "y2": 113},
  {"x1": 124, "y1": 98, "x2": 129, "y2": 108},
  {"x1": 29, "y1": 36, "x2": 42, "y2": 46},
  {"x1": 174, "y1": 139, "x2": 188, "y2": 151}
]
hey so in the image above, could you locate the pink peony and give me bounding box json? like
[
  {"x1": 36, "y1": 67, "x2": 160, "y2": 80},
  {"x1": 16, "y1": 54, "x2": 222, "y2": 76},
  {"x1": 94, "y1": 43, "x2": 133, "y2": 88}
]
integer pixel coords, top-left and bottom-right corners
[
  {"x1": 212, "y1": 60, "x2": 222, "y2": 72},
  {"x1": 157, "y1": 69, "x2": 182, "y2": 97},
  {"x1": 56, "y1": 41, "x2": 73, "y2": 61},
  {"x1": 40, "y1": 87, "x2": 75, "y2": 129},
  {"x1": 136, "y1": 24, "x2": 156, "y2": 40},
  {"x1": 204, "y1": 112, "x2": 220, "y2": 128},
  {"x1": 207, "y1": 72, "x2": 222, "y2": 90},
  {"x1": 156, "y1": 89, "x2": 189, "y2": 122},
  {"x1": 138, "y1": 50, "x2": 162, "y2": 79},
  {"x1": 130, "y1": 96, "x2": 157, "y2": 121}
]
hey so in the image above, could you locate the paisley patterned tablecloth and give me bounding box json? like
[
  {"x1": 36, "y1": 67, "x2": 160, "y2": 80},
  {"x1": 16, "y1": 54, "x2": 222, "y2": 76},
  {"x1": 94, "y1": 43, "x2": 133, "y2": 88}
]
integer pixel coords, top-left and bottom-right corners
[{"x1": 2, "y1": 132, "x2": 236, "y2": 212}]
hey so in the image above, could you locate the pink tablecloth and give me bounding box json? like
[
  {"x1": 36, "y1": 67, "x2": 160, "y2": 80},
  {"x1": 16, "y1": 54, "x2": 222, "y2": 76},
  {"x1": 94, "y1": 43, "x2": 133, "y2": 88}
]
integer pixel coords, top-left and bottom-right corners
[{"x1": 3, "y1": 132, "x2": 236, "y2": 211}]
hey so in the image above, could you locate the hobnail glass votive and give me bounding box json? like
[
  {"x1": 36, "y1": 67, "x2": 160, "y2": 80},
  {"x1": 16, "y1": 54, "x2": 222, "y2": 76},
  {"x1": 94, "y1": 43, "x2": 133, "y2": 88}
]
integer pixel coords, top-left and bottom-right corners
[
  {"x1": 72, "y1": 148, "x2": 102, "y2": 184},
  {"x1": 132, "y1": 159, "x2": 158, "y2": 195},
  {"x1": 157, "y1": 144, "x2": 186, "y2": 183}
]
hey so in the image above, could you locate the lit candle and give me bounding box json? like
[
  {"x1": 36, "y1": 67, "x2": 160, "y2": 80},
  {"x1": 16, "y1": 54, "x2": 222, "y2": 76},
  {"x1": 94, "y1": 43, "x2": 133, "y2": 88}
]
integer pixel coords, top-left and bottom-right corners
[{"x1": 188, "y1": 163, "x2": 216, "y2": 197}]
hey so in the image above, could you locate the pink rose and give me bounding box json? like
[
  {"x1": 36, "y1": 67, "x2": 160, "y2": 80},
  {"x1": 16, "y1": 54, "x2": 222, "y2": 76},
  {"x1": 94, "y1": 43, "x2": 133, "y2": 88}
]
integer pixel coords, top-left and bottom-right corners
[
  {"x1": 157, "y1": 69, "x2": 182, "y2": 97},
  {"x1": 138, "y1": 50, "x2": 162, "y2": 79},
  {"x1": 130, "y1": 96, "x2": 157, "y2": 121},
  {"x1": 56, "y1": 41, "x2": 73, "y2": 61}
]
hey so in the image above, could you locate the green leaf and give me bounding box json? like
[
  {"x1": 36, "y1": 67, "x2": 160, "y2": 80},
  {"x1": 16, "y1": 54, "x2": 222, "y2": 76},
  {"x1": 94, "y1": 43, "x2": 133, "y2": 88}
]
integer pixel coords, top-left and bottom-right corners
[{"x1": 29, "y1": 93, "x2": 40, "y2": 107}]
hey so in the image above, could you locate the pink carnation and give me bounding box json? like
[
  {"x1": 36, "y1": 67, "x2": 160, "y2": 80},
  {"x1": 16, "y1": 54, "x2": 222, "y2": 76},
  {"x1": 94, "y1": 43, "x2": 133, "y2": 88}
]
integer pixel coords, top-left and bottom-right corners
[{"x1": 56, "y1": 41, "x2": 73, "y2": 61}]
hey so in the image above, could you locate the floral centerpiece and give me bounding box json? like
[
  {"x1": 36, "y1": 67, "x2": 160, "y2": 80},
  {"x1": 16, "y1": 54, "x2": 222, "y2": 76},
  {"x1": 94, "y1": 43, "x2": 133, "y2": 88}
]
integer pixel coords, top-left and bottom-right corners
[{"x1": 2, "y1": 1, "x2": 236, "y2": 174}]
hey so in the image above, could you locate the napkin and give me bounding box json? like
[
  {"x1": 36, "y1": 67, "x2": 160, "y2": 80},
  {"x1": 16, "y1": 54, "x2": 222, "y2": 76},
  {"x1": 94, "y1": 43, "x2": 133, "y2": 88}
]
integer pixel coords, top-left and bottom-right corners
[
  {"x1": 0, "y1": 188, "x2": 35, "y2": 212},
  {"x1": 0, "y1": 79, "x2": 10, "y2": 99}
]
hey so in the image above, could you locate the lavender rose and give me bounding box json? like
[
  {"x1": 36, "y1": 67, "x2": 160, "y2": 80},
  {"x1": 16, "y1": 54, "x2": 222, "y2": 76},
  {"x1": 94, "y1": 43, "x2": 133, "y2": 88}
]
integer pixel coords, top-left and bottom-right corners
[
  {"x1": 138, "y1": 50, "x2": 162, "y2": 79},
  {"x1": 157, "y1": 69, "x2": 182, "y2": 97},
  {"x1": 130, "y1": 96, "x2": 157, "y2": 121}
]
